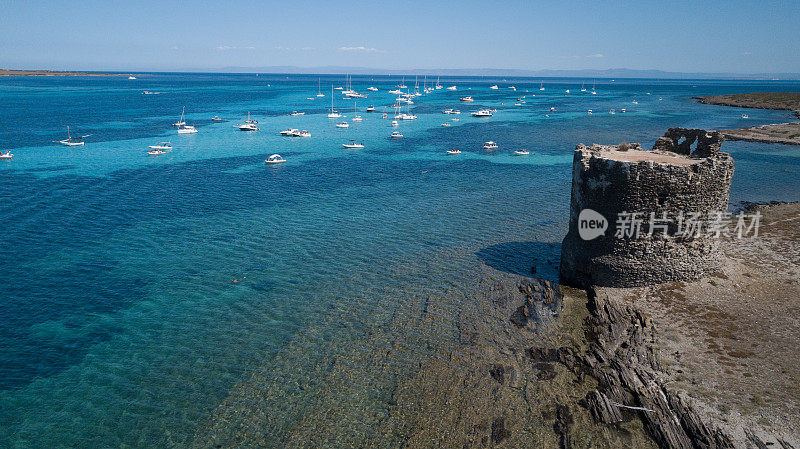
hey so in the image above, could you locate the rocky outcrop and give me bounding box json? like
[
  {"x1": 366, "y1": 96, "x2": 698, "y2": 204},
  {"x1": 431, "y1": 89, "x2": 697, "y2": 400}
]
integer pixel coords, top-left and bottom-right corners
[{"x1": 560, "y1": 130, "x2": 735, "y2": 288}]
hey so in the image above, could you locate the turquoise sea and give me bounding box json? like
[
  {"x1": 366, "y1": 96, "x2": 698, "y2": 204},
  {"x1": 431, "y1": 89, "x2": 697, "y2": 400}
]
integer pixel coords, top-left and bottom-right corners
[{"x1": 1, "y1": 73, "x2": 799, "y2": 447}]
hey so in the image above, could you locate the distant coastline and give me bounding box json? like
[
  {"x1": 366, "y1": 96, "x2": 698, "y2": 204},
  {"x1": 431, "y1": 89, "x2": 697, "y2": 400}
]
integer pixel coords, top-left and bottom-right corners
[
  {"x1": 696, "y1": 93, "x2": 800, "y2": 145},
  {"x1": 0, "y1": 69, "x2": 129, "y2": 77}
]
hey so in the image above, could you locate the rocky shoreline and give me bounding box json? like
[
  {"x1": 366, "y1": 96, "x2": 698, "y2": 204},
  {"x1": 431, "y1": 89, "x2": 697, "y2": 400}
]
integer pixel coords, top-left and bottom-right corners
[{"x1": 694, "y1": 93, "x2": 800, "y2": 145}]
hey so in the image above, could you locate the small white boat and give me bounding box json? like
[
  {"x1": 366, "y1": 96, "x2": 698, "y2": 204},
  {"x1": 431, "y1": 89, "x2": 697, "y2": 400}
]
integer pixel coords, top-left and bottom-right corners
[
  {"x1": 446, "y1": 86, "x2": 457, "y2": 91},
  {"x1": 441, "y1": 123, "x2": 451, "y2": 127},
  {"x1": 335, "y1": 122, "x2": 350, "y2": 128},
  {"x1": 471, "y1": 109, "x2": 492, "y2": 117},
  {"x1": 334, "y1": 86, "x2": 344, "y2": 90},
  {"x1": 388, "y1": 89, "x2": 403, "y2": 95},
  {"x1": 539, "y1": 81, "x2": 545, "y2": 91},
  {"x1": 367, "y1": 86, "x2": 378, "y2": 91},
  {"x1": 451, "y1": 118, "x2": 460, "y2": 121},
  {"x1": 442, "y1": 109, "x2": 462, "y2": 114},
  {"x1": 173, "y1": 106, "x2": 187, "y2": 127},
  {"x1": 342, "y1": 141, "x2": 364, "y2": 149},
  {"x1": 292, "y1": 130, "x2": 311, "y2": 137},
  {"x1": 514, "y1": 149, "x2": 530, "y2": 156},
  {"x1": 316, "y1": 78, "x2": 325, "y2": 97},
  {"x1": 211, "y1": 116, "x2": 223, "y2": 121},
  {"x1": 459, "y1": 96, "x2": 474, "y2": 102},
  {"x1": 509, "y1": 86, "x2": 516, "y2": 91},
  {"x1": 265, "y1": 154, "x2": 286, "y2": 164},
  {"x1": 147, "y1": 148, "x2": 166, "y2": 155},
  {"x1": 149, "y1": 142, "x2": 172, "y2": 150},
  {"x1": 366, "y1": 106, "x2": 375, "y2": 112},
  {"x1": 489, "y1": 85, "x2": 499, "y2": 90},
  {"x1": 587, "y1": 109, "x2": 593, "y2": 114},
  {"x1": 56, "y1": 126, "x2": 89, "y2": 146},
  {"x1": 609, "y1": 109, "x2": 616, "y2": 114},
  {"x1": 632, "y1": 100, "x2": 638, "y2": 104},
  {"x1": 280, "y1": 128, "x2": 299, "y2": 136},
  {"x1": 391, "y1": 120, "x2": 399, "y2": 127},
  {"x1": 390, "y1": 131, "x2": 403, "y2": 138},
  {"x1": 580, "y1": 83, "x2": 586, "y2": 92},
  {"x1": 290, "y1": 111, "x2": 305, "y2": 116},
  {"x1": 0, "y1": 150, "x2": 13, "y2": 159},
  {"x1": 565, "y1": 89, "x2": 570, "y2": 93},
  {"x1": 237, "y1": 112, "x2": 259, "y2": 131},
  {"x1": 550, "y1": 107, "x2": 556, "y2": 112},
  {"x1": 621, "y1": 108, "x2": 627, "y2": 113},
  {"x1": 741, "y1": 114, "x2": 749, "y2": 119},
  {"x1": 446, "y1": 149, "x2": 461, "y2": 155},
  {"x1": 128, "y1": 76, "x2": 136, "y2": 80},
  {"x1": 483, "y1": 141, "x2": 498, "y2": 150},
  {"x1": 514, "y1": 103, "x2": 522, "y2": 106},
  {"x1": 177, "y1": 125, "x2": 198, "y2": 134}
]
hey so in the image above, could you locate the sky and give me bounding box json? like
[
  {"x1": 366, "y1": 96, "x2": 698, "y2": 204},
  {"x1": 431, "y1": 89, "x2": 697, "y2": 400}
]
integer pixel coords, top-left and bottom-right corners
[{"x1": 2, "y1": 0, "x2": 799, "y2": 74}]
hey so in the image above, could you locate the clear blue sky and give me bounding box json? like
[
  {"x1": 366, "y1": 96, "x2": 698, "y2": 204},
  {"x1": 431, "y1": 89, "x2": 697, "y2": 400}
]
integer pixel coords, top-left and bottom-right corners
[{"x1": 2, "y1": 0, "x2": 799, "y2": 73}]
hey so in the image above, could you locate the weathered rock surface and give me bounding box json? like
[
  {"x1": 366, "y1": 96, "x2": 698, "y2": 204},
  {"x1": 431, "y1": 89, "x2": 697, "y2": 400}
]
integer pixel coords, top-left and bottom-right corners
[{"x1": 560, "y1": 130, "x2": 735, "y2": 288}]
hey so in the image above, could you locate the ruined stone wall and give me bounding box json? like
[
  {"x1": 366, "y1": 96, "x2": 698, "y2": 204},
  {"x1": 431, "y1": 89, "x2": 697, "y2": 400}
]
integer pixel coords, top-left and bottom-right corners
[{"x1": 559, "y1": 129, "x2": 735, "y2": 287}]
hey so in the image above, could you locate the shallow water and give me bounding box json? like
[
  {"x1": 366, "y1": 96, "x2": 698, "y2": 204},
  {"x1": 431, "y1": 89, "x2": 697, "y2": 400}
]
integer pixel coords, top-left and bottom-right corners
[{"x1": 1, "y1": 74, "x2": 798, "y2": 447}]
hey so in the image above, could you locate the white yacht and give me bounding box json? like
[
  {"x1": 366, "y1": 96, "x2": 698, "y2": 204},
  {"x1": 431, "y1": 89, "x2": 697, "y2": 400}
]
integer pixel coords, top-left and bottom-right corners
[
  {"x1": 290, "y1": 111, "x2": 305, "y2": 116},
  {"x1": 56, "y1": 127, "x2": 89, "y2": 146},
  {"x1": 388, "y1": 89, "x2": 403, "y2": 95},
  {"x1": 0, "y1": 150, "x2": 14, "y2": 159},
  {"x1": 435, "y1": 77, "x2": 443, "y2": 89},
  {"x1": 237, "y1": 112, "x2": 259, "y2": 131},
  {"x1": 489, "y1": 85, "x2": 499, "y2": 90},
  {"x1": 280, "y1": 129, "x2": 299, "y2": 136},
  {"x1": 390, "y1": 131, "x2": 403, "y2": 138},
  {"x1": 391, "y1": 120, "x2": 399, "y2": 127},
  {"x1": 471, "y1": 109, "x2": 493, "y2": 117},
  {"x1": 265, "y1": 154, "x2": 286, "y2": 164},
  {"x1": 211, "y1": 116, "x2": 223, "y2": 121},
  {"x1": 443, "y1": 109, "x2": 461, "y2": 114},
  {"x1": 292, "y1": 130, "x2": 311, "y2": 137},
  {"x1": 550, "y1": 107, "x2": 557, "y2": 112},
  {"x1": 446, "y1": 85, "x2": 457, "y2": 91},
  {"x1": 336, "y1": 122, "x2": 350, "y2": 128},
  {"x1": 367, "y1": 86, "x2": 378, "y2": 91},
  {"x1": 316, "y1": 78, "x2": 325, "y2": 97},
  {"x1": 342, "y1": 141, "x2": 364, "y2": 149},
  {"x1": 587, "y1": 109, "x2": 593, "y2": 114},
  {"x1": 177, "y1": 125, "x2": 197, "y2": 134},
  {"x1": 446, "y1": 149, "x2": 461, "y2": 155},
  {"x1": 366, "y1": 106, "x2": 375, "y2": 112},
  {"x1": 483, "y1": 141, "x2": 498, "y2": 150},
  {"x1": 328, "y1": 86, "x2": 342, "y2": 118},
  {"x1": 459, "y1": 96, "x2": 474, "y2": 102},
  {"x1": 742, "y1": 114, "x2": 749, "y2": 119},
  {"x1": 514, "y1": 149, "x2": 530, "y2": 155},
  {"x1": 441, "y1": 123, "x2": 451, "y2": 127},
  {"x1": 621, "y1": 108, "x2": 627, "y2": 113},
  {"x1": 149, "y1": 142, "x2": 172, "y2": 150},
  {"x1": 173, "y1": 106, "x2": 187, "y2": 127},
  {"x1": 128, "y1": 76, "x2": 136, "y2": 80},
  {"x1": 565, "y1": 89, "x2": 570, "y2": 94}
]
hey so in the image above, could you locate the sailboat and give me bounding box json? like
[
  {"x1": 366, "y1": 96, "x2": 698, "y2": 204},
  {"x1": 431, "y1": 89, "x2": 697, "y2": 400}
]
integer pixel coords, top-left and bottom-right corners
[
  {"x1": 397, "y1": 76, "x2": 407, "y2": 89},
  {"x1": 591, "y1": 80, "x2": 597, "y2": 95},
  {"x1": 237, "y1": 112, "x2": 259, "y2": 131},
  {"x1": 539, "y1": 81, "x2": 545, "y2": 91},
  {"x1": 351, "y1": 101, "x2": 363, "y2": 121},
  {"x1": 316, "y1": 78, "x2": 325, "y2": 97},
  {"x1": 435, "y1": 76, "x2": 442, "y2": 90},
  {"x1": 56, "y1": 126, "x2": 90, "y2": 146},
  {"x1": 175, "y1": 107, "x2": 197, "y2": 133},
  {"x1": 580, "y1": 82, "x2": 586, "y2": 92},
  {"x1": 327, "y1": 85, "x2": 341, "y2": 118}
]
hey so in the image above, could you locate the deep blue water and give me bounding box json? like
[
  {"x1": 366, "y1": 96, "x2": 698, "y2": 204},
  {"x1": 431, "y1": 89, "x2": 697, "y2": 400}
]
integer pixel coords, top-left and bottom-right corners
[{"x1": 1, "y1": 73, "x2": 799, "y2": 447}]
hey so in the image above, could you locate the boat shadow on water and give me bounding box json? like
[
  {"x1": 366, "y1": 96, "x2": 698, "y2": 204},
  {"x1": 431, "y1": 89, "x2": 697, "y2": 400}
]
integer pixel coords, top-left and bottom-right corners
[{"x1": 475, "y1": 241, "x2": 561, "y2": 283}]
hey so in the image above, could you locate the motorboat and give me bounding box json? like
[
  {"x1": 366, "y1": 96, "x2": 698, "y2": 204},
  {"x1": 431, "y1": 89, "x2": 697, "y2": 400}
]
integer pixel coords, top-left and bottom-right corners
[
  {"x1": 149, "y1": 142, "x2": 172, "y2": 150},
  {"x1": 509, "y1": 86, "x2": 516, "y2": 91},
  {"x1": 441, "y1": 123, "x2": 451, "y2": 127},
  {"x1": 177, "y1": 125, "x2": 198, "y2": 134},
  {"x1": 609, "y1": 109, "x2": 616, "y2": 114},
  {"x1": 459, "y1": 96, "x2": 474, "y2": 102},
  {"x1": 265, "y1": 154, "x2": 286, "y2": 164},
  {"x1": 281, "y1": 128, "x2": 299, "y2": 136},
  {"x1": 292, "y1": 130, "x2": 311, "y2": 137},
  {"x1": 391, "y1": 120, "x2": 398, "y2": 127},
  {"x1": 388, "y1": 89, "x2": 403, "y2": 95},
  {"x1": 396, "y1": 112, "x2": 417, "y2": 120},
  {"x1": 446, "y1": 149, "x2": 461, "y2": 155},
  {"x1": 442, "y1": 109, "x2": 461, "y2": 114},
  {"x1": 0, "y1": 150, "x2": 13, "y2": 159},
  {"x1": 632, "y1": 100, "x2": 638, "y2": 104},
  {"x1": 237, "y1": 112, "x2": 259, "y2": 131},
  {"x1": 390, "y1": 131, "x2": 403, "y2": 138},
  {"x1": 451, "y1": 118, "x2": 460, "y2": 121},
  {"x1": 471, "y1": 109, "x2": 493, "y2": 117},
  {"x1": 514, "y1": 149, "x2": 530, "y2": 155},
  {"x1": 366, "y1": 106, "x2": 375, "y2": 112},
  {"x1": 489, "y1": 85, "x2": 499, "y2": 90},
  {"x1": 483, "y1": 141, "x2": 498, "y2": 150},
  {"x1": 367, "y1": 87, "x2": 378, "y2": 92},
  {"x1": 128, "y1": 76, "x2": 136, "y2": 80},
  {"x1": 446, "y1": 86, "x2": 457, "y2": 91},
  {"x1": 565, "y1": 89, "x2": 570, "y2": 94},
  {"x1": 211, "y1": 116, "x2": 223, "y2": 121},
  {"x1": 173, "y1": 106, "x2": 187, "y2": 127},
  {"x1": 550, "y1": 107, "x2": 557, "y2": 112},
  {"x1": 342, "y1": 141, "x2": 364, "y2": 149},
  {"x1": 587, "y1": 109, "x2": 593, "y2": 114},
  {"x1": 290, "y1": 111, "x2": 305, "y2": 116},
  {"x1": 621, "y1": 108, "x2": 627, "y2": 113},
  {"x1": 56, "y1": 126, "x2": 89, "y2": 146},
  {"x1": 514, "y1": 103, "x2": 522, "y2": 106},
  {"x1": 742, "y1": 114, "x2": 749, "y2": 119},
  {"x1": 335, "y1": 122, "x2": 350, "y2": 128}
]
